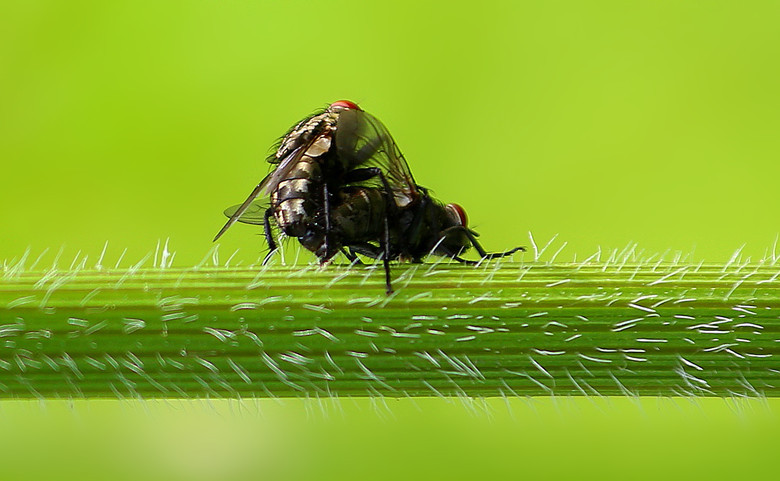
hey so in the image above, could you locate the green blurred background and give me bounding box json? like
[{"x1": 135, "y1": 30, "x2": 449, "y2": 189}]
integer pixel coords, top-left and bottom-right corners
[{"x1": 1, "y1": 1, "x2": 779, "y2": 480}]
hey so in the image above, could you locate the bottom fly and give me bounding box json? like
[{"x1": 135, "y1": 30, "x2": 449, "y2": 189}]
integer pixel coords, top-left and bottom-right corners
[{"x1": 311, "y1": 186, "x2": 525, "y2": 293}]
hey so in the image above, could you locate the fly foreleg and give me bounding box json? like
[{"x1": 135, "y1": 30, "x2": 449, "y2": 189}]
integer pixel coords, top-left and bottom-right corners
[
  {"x1": 441, "y1": 226, "x2": 525, "y2": 261},
  {"x1": 452, "y1": 255, "x2": 479, "y2": 266}
]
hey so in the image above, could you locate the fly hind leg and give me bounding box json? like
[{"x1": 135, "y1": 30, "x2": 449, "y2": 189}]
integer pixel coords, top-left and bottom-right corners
[
  {"x1": 323, "y1": 183, "x2": 332, "y2": 259},
  {"x1": 345, "y1": 242, "x2": 393, "y2": 294},
  {"x1": 343, "y1": 167, "x2": 396, "y2": 294},
  {"x1": 262, "y1": 207, "x2": 279, "y2": 265}
]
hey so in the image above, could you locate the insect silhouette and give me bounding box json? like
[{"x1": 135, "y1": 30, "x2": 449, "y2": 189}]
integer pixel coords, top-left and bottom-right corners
[{"x1": 214, "y1": 100, "x2": 524, "y2": 293}]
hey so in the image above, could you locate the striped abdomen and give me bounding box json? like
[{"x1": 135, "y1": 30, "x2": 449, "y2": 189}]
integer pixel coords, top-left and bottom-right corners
[{"x1": 270, "y1": 157, "x2": 323, "y2": 237}]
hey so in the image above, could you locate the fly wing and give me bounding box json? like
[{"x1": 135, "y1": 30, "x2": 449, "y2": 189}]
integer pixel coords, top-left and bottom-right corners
[
  {"x1": 257, "y1": 144, "x2": 305, "y2": 197},
  {"x1": 213, "y1": 177, "x2": 271, "y2": 241},
  {"x1": 213, "y1": 144, "x2": 301, "y2": 242},
  {"x1": 335, "y1": 108, "x2": 418, "y2": 206},
  {"x1": 223, "y1": 199, "x2": 268, "y2": 226}
]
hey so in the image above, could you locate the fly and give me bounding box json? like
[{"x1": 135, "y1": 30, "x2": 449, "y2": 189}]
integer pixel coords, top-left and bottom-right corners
[{"x1": 214, "y1": 100, "x2": 523, "y2": 293}]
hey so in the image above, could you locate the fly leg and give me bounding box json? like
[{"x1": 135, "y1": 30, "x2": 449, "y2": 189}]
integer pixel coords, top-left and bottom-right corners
[
  {"x1": 382, "y1": 207, "x2": 392, "y2": 294},
  {"x1": 341, "y1": 248, "x2": 364, "y2": 265},
  {"x1": 345, "y1": 243, "x2": 383, "y2": 259},
  {"x1": 262, "y1": 207, "x2": 278, "y2": 265},
  {"x1": 344, "y1": 167, "x2": 396, "y2": 294},
  {"x1": 345, "y1": 242, "x2": 392, "y2": 293},
  {"x1": 452, "y1": 256, "x2": 479, "y2": 265},
  {"x1": 441, "y1": 226, "x2": 525, "y2": 263},
  {"x1": 464, "y1": 229, "x2": 525, "y2": 260},
  {"x1": 323, "y1": 183, "x2": 331, "y2": 262}
]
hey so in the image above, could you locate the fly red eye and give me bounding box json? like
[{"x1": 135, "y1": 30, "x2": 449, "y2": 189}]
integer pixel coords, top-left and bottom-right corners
[
  {"x1": 330, "y1": 100, "x2": 360, "y2": 110},
  {"x1": 446, "y1": 203, "x2": 468, "y2": 227}
]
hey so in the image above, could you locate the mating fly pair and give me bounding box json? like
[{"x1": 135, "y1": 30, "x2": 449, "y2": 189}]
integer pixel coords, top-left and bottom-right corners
[{"x1": 214, "y1": 100, "x2": 523, "y2": 293}]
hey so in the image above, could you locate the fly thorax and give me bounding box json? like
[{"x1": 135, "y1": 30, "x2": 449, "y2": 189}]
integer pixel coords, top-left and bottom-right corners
[
  {"x1": 305, "y1": 136, "x2": 331, "y2": 157},
  {"x1": 274, "y1": 111, "x2": 337, "y2": 164}
]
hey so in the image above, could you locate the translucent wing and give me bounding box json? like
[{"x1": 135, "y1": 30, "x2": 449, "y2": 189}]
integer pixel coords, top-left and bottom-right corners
[
  {"x1": 335, "y1": 108, "x2": 418, "y2": 206},
  {"x1": 213, "y1": 175, "x2": 268, "y2": 241},
  {"x1": 257, "y1": 145, "x2": 305, "y2": 196},
  {"x1": 223, "y1": 200, "x2": 269, "y2": 226}
]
